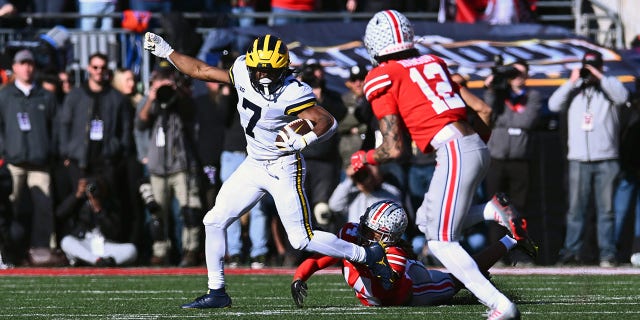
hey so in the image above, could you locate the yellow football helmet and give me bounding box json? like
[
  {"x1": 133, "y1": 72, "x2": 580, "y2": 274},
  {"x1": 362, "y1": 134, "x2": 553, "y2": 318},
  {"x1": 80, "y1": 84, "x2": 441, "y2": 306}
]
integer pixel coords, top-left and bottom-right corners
[{"x1": 246, "y1": 34, "x2": 291, "y2": 96}]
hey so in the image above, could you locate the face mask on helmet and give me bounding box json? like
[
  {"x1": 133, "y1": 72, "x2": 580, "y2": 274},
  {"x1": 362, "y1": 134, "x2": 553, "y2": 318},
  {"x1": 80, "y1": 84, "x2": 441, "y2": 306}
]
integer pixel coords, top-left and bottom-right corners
[
  {"x1": 364, "y1": 10, "x2": 415, "y2": 66},
  {"x1": 358, "y1": 200, "x2": 408, "y2": 245},
  {"x1": 246, "y1": 34, "x2": 290, "y2": 96}
]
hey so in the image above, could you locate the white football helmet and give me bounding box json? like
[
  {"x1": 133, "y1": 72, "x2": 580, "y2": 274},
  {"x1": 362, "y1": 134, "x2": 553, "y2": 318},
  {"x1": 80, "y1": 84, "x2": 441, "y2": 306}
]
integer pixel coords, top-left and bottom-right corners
[
  {"x1": 363, "y1": 10, "x2": 415, "y2": 65},
  {"x1": 359, "y1": 200, "x2": 408, "y2": 245}
]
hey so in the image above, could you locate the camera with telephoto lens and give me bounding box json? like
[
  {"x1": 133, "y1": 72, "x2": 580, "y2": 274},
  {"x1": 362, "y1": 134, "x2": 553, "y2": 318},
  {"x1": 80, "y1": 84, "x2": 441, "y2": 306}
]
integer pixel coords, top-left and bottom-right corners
[
  {"x1": 155, "y1": 85, "x2": 177, "y2": 110},
  {"x1": 579, "y1": 66, "x2": 592, "y2": 79},
  {"x1": 86, "y1": 182, "x2": 98, "y2": 197},
  {"x1": 490, "y1": 55, "x2": 521, "y2": 91},
  {"x1": 138, "y1": 178, "x2": 160, "y2": 213}
]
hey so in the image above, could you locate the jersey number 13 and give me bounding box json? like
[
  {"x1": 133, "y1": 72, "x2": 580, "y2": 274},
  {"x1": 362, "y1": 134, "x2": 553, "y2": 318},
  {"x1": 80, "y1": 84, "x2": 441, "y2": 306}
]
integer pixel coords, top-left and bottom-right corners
[{"x1": 409, "y1": 63, "x2": 465, "y2": 114}]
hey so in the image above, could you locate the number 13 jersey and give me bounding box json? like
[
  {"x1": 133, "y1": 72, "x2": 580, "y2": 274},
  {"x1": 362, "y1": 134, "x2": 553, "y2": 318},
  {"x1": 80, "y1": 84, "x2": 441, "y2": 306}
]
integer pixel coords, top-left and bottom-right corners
[{"x1": 363, "y1": 54, "x2": 468, "y2": 153}]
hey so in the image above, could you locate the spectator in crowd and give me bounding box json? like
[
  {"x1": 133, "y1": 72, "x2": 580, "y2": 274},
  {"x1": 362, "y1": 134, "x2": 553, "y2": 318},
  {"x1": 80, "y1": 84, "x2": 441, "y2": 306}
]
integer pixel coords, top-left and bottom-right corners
[
  {"x1": 57, "y1": 175, "x2": 137, "y2": 267},
  {"x1": 339, "y1": 64, "x2": 369, "y2": 171},
  {"x1": 38, "y1": 69, "x2": 66, "y2": 104},
  {"x1": 351, "y1": 10, "x2": 534, "y2": 318},
  {"x1": 232, "y1": 0, "x2": 257, "y2": 27},
  {"x1": 328, "y1": 164, "x2": 401, "y2": 224},
  {"x1": 0, "y1": 49, "x2": 61, "y2": 266},
  {"x1": 58, "y1": 52, "x2": 132, "y2": 249},
  {"x1": 548, "y1": 50, "x2": 629, "y2": 267},
  {"x1": 59, "y1": 71, "x2": 73, "y2": 95},
  {"x1": 483, "y1": 59, "x2": 541, "y2": 264},
  {"x1": 135, "y1": 67, "x2": 203, "y2": 267},
  {"x1": 111, "y1": 67, "x2": 147, "y2": 263},
  {"x1": 614, "y1": 77, "x2": 640, "y2": 265},
  {"x1": 77, "y1": 0, "x2": 117, "y2": 31},
  {"x1": 270, "y1": 0, "x2": 315, "y2": 25},
  {"x1": 299, "y1": 66, "x2": 347, "y2": 233},
  {"x1": 112, "y1": 68, "x2": 143, "y2": 108}
]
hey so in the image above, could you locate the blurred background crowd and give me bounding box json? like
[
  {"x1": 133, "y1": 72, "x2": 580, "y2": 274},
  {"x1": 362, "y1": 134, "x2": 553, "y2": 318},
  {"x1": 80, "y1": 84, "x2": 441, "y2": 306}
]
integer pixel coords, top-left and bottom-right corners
[{"x1": 1, "y1": 0, "x2": 640, "y2": 270}]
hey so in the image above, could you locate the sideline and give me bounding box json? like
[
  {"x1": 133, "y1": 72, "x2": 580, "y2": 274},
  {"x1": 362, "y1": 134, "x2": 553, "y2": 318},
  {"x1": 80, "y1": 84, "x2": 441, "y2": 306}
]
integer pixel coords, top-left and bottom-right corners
[{"x1": 1, "y1": 266, "x2": 640, "y2": 276}]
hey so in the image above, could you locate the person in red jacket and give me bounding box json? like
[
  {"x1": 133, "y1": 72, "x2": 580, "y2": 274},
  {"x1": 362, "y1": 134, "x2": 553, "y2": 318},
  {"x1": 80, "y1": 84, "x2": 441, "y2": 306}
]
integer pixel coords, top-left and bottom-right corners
[{"x1": 291, "y1": 200, "x2": 532, "y2": 307}]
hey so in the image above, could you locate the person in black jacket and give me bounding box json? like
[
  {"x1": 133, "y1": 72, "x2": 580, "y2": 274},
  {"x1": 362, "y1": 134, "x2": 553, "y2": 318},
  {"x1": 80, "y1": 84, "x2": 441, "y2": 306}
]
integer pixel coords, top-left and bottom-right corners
[
  {"x1": 57, "y1": 175, "x2": 137, "y2": 266},
  {"x1": 0, "y1": 49, "x2": 60, "y2": 266},
  {"x1": 58, "y1": 52, "x2": 132, "y2": 200}
]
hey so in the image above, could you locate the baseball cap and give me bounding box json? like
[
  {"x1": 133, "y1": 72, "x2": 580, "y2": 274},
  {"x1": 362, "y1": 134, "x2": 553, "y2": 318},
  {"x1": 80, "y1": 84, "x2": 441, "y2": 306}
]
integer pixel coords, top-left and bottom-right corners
[
  {"x1": 13, "y1": 49, "x2": 34, "y2": 63},
  {"x1": 152, "y1": 60, "x2": 175, "y2": 80},
  {"x1": 349, "y1": 64, "x2": 367, "y2": 81},
  {"x1": 582, "y1": 50, "x2": 603, "y2": 68}
]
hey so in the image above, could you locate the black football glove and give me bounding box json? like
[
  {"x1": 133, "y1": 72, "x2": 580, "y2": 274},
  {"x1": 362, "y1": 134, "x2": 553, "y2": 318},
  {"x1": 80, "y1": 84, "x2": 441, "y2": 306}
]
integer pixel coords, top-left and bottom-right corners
[{"x1": 291, "y1": 279, "x2": 308, "y2": 308}]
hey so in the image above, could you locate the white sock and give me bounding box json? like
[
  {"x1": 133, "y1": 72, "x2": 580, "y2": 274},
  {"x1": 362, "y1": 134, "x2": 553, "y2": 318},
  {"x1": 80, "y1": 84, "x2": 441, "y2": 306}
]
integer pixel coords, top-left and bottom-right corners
[
  {"x1": 428, "y1": 240, "x2": 512, "y2": 310},
  {"x1": 305, "y1": 230, "x2": 366, "y2": 263},
  {"x1": 204, "y1": 224, "x2": 226, "y2": 290}
]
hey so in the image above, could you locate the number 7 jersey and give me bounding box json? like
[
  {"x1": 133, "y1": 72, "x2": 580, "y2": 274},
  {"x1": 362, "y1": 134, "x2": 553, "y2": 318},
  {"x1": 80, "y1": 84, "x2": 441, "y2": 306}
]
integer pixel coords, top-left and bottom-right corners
[
  {"x1": 229, "y1": 55, "x2": 317, "y2": 161},
  {"x1": 363, "y1": 54, "x2": 468, "y2": 153}
]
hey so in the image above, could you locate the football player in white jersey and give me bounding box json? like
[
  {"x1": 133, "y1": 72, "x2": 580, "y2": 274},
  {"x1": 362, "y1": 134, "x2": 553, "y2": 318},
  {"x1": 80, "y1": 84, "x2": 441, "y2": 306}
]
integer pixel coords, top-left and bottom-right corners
[{"x1": 143, "y1": 32, "x2": 395, "y2": 308}]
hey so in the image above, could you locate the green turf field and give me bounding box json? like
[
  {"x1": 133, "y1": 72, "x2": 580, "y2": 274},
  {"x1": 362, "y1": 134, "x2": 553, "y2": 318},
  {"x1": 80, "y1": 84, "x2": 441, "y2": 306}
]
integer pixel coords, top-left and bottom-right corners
[{"x1": 1, "y1": 273, "x2": 639, "y2": 319}]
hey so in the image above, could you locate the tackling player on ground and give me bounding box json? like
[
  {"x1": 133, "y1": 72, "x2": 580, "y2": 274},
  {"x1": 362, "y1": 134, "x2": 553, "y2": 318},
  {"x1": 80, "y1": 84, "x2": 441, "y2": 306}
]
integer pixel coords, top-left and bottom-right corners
[
  {"x1": 291, "y1": 199, "x2": 535, "y2": 307},
  {"x1": 349, "y1": 10, "x2": 536, "y2": 319},
  {"x1": 143, "y1": 33, "x2": 394, "y2": 308}
]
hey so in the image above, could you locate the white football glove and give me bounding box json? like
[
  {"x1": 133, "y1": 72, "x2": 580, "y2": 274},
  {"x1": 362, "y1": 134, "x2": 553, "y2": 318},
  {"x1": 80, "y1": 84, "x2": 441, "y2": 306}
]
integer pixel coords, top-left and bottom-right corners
[
  {"x1": 143, "y1": 32, "x2": 174, "y2": 59},
  {"x1": 275, "y1": 126, "x2": 318, "y2": 152}
]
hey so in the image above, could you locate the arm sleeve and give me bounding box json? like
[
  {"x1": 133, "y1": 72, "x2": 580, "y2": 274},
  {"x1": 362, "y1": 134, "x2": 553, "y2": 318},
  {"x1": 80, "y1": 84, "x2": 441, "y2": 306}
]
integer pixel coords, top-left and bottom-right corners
[
  {"x1": 328, "y1": 178, "x2": 357, "y2": 214},
  {"x1": 600, "y1": 76, "x2": 630, "y2": 105},
  {"x1": 294, "y1": 254, "x2": 341, "y2": 282},
  {"x1": 547, "y1": 81, "x2": 576, "y2": 112}
]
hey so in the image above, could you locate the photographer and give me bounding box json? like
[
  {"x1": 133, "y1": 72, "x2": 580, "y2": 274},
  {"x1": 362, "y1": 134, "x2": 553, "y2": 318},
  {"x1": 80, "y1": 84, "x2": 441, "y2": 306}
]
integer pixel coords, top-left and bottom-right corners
[
  {"x1": 57, "y1": 176, "x2": 137, "y2": 267},
  {"x1": 328, "y1": 164, "x2": 401, "y2": 225},
  {"x1": 548, "y1": 50, "x2": 629, "y2": 267},
  {"x1": 483, "y1": 59, "x2": 541, "y2": 264},
  {"x1": 136, "y1": 66, "x2": 203, "y2": 267}
]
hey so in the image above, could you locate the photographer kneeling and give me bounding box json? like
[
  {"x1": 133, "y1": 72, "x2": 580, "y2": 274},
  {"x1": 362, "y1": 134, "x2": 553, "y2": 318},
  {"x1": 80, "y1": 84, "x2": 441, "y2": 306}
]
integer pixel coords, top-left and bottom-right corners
[
  {"x1": 57, "y1": 176, "x2": 137, "y2": 267},
  {"x1": 136, "y1": 66, "x2": 203, "y2": 267},
  {"x1": 482, "y1": 59, "x2": 542, "y2": 265}
]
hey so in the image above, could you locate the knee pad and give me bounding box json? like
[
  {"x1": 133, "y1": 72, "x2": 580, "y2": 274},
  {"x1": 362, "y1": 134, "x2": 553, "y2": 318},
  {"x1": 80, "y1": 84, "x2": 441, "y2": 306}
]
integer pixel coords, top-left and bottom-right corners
[{"x1": 181, "y1": 207, "x2": 203, "y2": 228}]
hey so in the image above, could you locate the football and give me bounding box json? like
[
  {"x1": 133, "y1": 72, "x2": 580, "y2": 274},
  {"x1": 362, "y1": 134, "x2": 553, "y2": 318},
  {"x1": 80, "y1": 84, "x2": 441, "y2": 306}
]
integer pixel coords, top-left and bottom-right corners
[{"x1": 275, "y1": 119, "x2": 315, "y2": 144}]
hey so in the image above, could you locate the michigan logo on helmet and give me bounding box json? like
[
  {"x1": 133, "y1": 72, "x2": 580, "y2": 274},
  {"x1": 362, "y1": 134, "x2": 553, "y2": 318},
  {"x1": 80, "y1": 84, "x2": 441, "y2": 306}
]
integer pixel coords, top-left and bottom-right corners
[
  {"x1": 363, "y1": 10, "x2": 415, "y2": 65},
  {"x1": 359, "y1": 200, "x2": 408, "y2": 245},
  {"x1": 246, "y1": 34, "x2": 291, "y2": 96}
]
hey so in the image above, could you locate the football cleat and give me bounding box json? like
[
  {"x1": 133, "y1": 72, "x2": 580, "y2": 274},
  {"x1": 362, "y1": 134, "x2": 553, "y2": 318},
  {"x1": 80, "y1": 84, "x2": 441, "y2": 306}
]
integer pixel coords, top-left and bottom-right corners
[
  {"x1": 486, "y1": 302, "x2": 521, "y2": 320},
  {"x1": 364, "y1": 241, "x2": 395, "y2": 290},
  {"x1": 489, "y1": 193, "x2": 530, "y2": 241},
  {"x1": 181, "y1": 288, "x2": 232, "y2": 309},
  {"x1": 514, "y1": 235, "x2": 539, "y2": 259}
]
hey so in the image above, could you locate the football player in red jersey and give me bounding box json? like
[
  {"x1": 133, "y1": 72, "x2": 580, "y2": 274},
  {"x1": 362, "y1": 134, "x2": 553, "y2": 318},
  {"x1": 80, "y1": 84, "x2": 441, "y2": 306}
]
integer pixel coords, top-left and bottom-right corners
[
  {"x1": 291, "y1": 200, "x2": 525, "y2": 307},
  {"x1": 350, "y1": 10, "x2": 534, "y2": 319}
]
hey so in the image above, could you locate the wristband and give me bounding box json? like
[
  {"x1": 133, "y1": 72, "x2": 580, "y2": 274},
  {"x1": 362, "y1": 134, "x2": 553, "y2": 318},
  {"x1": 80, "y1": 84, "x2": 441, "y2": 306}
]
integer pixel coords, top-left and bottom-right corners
[{"x1": 365, "y1": 149, "x2": 378, "y2": 165}]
